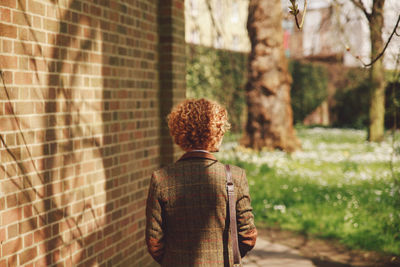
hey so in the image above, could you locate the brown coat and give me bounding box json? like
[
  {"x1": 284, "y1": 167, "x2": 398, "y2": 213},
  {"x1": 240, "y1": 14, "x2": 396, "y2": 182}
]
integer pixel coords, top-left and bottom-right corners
[{"x1": 146, "y1": 152, "x2": 257, "y2": 266}]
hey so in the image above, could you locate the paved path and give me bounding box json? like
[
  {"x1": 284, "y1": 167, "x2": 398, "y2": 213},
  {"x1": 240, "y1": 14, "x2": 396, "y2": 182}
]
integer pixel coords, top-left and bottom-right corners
[{"x1": 243, "y1": 236, "x2": 315, "y2": 267}]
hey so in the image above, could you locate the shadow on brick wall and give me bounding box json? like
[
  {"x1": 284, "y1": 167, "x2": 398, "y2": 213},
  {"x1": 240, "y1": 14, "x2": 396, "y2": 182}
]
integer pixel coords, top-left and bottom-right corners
[{"x1": 0, "y1": 0, "x2": 158, "y2": 266}]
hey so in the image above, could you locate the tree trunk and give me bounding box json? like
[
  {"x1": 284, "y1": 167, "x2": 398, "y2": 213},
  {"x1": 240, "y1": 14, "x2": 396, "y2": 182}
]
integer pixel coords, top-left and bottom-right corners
[
  {"x1": 368, "y1": 0, "x2": 386, "y2": 142},
  {"x1": 242, "y1": 0, "x2": 300, "y2": 152}
]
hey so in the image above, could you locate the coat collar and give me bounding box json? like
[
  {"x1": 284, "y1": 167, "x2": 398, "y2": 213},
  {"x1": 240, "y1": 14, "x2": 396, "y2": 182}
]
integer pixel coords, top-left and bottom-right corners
[{"x1": 177, "y1": 151, "x2": 217, "y2": 162}]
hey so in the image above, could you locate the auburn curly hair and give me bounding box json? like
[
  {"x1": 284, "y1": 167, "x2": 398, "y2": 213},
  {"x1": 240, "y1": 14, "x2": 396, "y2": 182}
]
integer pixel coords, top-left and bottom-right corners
[{"x1": 167, "y1": 98, "x2": 231, "y2": 152}]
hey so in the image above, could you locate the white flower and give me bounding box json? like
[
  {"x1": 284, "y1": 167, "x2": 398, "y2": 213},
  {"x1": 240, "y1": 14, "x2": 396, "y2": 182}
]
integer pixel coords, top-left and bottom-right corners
[{"x1": 273, "y1": 205, "x2": 286, "y2": 213}]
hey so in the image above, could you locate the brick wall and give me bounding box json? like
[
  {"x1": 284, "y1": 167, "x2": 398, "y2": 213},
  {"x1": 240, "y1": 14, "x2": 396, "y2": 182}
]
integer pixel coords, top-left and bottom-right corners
[
  {"x1": 158, "y1": 0, "x2": 186, "y2": 166},
  {"x1": 0, "y1": 0, "x2": 185, "y2": 266}
]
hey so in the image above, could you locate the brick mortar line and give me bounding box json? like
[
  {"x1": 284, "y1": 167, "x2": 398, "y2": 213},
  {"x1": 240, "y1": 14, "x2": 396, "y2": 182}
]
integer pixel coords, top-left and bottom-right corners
[
  {"x1": 0, "y1": 137, "x2": 160, "y2": 152},
  {"x1": 0, "y1": 127, "x2": 160, "y2": 138},
  {"x1": 7, "y1": 5, "x2": 159, "y2": 25},
  {"x1": 0, "y1": 157, "x2": 158, "y2": 176},
  {"x1": 2, "y1": 32, "x2": 158, "y2": 51},
  {"x1": 0, "y1": 118, "x2": 159, "y2": 127},
  {"x1": 0, "y1": 57, "x2": 159, "y2": 68},
  {"x1": 1, "y1": 37, "x2": 159, "y2": 54},
  {"x1": 0, "y1": 153, "x2": 161, "y2": 177}
]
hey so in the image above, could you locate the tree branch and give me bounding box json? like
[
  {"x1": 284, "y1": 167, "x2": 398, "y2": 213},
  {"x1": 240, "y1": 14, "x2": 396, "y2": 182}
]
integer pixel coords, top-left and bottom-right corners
[
  {"x1": 205, "y1": 0, "x2": 224, "y2": 41},
  {"x1": 349, "y1": 0, "x2": 371, "y2": 20},
  {"x1": 288, "y1": 0, "x2": 308, "y2": 30},
  {"x1": 362, "y1": 14, "x2": 400, "y2": 67}
]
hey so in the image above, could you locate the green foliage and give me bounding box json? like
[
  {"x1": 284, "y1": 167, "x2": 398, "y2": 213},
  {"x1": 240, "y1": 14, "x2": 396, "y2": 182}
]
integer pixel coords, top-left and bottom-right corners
[
  {"x1": 385, "y1": 81, "x2": 400, "y2": 129},
  {"x1": 186, "y1": 45, "x2": 398, "y2": 131},
  {"x1": 333, "y1": 82, "x2": 370, "y2": 129},
  {"x1": 289, "y1": 60, "x2": 329, "y2": 123},
  {"x1": 333, "y1": 69, "x2": 400, "y2": 129},
  {"x1": 186, "y1": 44, "x2": 247, "y2": 133},
  {"x1": 332, "y1": 67, "x2": 370, "y2": 129},
  {"x1": 221, "y1": 128, "x2": 400, "y2": 255}
]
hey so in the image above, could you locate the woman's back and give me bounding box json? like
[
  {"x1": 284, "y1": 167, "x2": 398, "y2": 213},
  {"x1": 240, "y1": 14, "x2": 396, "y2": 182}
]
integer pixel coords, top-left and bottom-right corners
[
  {"x1": 147, "y1": 153, "x2": 256, "y2": 266},
  {"x1": 145, "y1": 99, "x2": 257, "y2": 266}
]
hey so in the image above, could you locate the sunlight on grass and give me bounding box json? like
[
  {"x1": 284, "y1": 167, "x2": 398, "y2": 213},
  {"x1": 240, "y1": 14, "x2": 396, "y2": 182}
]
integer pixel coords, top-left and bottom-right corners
[{"x1": 220, "y1": 128, "x2": 400, "y2": 255}]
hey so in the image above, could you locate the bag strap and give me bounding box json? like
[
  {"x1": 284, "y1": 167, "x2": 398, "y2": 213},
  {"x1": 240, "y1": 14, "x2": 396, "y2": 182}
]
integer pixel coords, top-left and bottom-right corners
[{"x1": 225, "y1": 164, "x2": 241, "y2": 266}]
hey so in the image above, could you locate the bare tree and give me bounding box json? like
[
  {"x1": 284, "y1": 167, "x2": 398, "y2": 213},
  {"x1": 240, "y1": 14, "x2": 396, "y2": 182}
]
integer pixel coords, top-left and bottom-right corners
[{"x1": 288, "y1": 0, "x2": 400, "y2": 142}]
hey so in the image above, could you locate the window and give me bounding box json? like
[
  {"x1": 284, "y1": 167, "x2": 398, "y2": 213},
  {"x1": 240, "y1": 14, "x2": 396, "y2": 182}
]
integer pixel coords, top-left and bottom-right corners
[
  {"x1": 231, "y1": 1, "x2": 239, "y2": 23},
  {"x1": 232, "y1": 35, "x2": 239, "y2": 50},
  {"x1": 214, "y1": 33, "x2": 223, "y2": 48},
  {"x1": 215, "y1": 0, "x2": 223, "y2": 19},
  {"x1": 190, "y1": 0, "x2": 198, "y2": 17},
  {"x1": 190, "y1": 29, "x2": 200, "y2": 44}
]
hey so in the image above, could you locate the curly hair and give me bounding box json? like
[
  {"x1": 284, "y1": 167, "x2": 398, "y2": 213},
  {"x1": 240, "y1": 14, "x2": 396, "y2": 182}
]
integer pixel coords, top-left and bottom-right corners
[{"x1": 167, "y1": 98, "x2": 231, "y2": 152}]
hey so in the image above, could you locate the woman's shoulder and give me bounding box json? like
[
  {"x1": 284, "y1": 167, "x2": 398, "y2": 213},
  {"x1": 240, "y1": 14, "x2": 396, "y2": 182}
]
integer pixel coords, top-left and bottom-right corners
[
  {"x1": 223, "y1": 163, "x2": 244, "y2": 173},
  {"x1": 150, "y1": 160, "x2": 246, "y2": 182}
]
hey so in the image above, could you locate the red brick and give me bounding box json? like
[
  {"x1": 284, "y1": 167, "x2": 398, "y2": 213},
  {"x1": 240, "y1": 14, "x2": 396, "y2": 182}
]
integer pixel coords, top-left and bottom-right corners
[
  {"x1": 23, "y1": 205, "x2": 33, "y2": 218},
  {"x1": 19, "y1": 218, "x2": 36, "y2": 234},
  {"x1": 2, "y1": 39, "x2": 12, "y2": 53},
  {"x1": 14, "y1": 72, "x2": 32, "y2": 85},
  {"x1": 0, "y1": 8, "x2": 11, "y2": 22},
  {"x1": 43, "y1": 18, "x2": 58, "y2": 32},
  {"x1": 6, "y1": 193, "x2": 17, "y2": 208},
  {"x1": 19, "y1": 246, "x2": 37, "y2": 265},
  {"x1": 28, "y1": 1, "x2": 45, "y2": 16},
  {"x1": 0, "y1": 1, "x2": 186, "y2": 266},
  {"x1": 14, "y1": 41, "x2": 32, "y2": 55},
  {"x1": 0, "y1": 227, "x2": 6, "y2": 242},
  {"x1": 0, "y1": 23, "x2": 16, "y2": 38},
  {"x1": 18, "y1": 27, "x2": 29, "y2": 41},
  {"x1": 30, "y1": 29, "x2": 46, "y2": 44},
  {"x1": 24, "y1": 233, "x2": 33, "y2": 247},
  {"x1": 0, "y1": 0, "x2": 16, "y2": 8},
  {"x1": 0, "y1": 55, "x2": 18, "y2": 69},
  {"x1": 0, "y1": 70, "x2": 12, "y2": 84},
  {"x1": 7, "y1": 223, "x2": 18, "y2": 239},
  {"x1": 3, "y1": 237, "x2": 21, "y2": 256},
  {"x1": 2, "y1": 207, "x2": 22, "y2": 225},
  {"x1": 15, "y1": 101, "x2": 35, "y2": 114},
  {"x1": 18, "y1": 56, "x2": 29, "y2": 70},
  {"x1": 12, "y1": 10, "x2": 28, "y2": 26},
  {"x1": 32, "y1": 15, "x2": 41, "y2": 28},
  {"x1": 34, "y1": 256, "x2": 47, "y2": 267}
]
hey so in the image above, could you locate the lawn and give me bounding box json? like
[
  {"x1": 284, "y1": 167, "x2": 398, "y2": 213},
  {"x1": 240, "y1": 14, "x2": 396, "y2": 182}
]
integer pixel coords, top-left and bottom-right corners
[{"x1": 220, "y1": 127, "x2": 400, "y2": 255}]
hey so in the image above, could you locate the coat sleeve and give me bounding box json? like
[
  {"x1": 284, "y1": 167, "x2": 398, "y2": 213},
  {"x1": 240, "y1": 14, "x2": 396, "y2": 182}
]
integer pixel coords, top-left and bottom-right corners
[
  {"x1": 146, "y1": 173, "x2": 165, "y2": 263},
  {"x1": 236, "y1": 169, "x2": 257, "y2": 257}
]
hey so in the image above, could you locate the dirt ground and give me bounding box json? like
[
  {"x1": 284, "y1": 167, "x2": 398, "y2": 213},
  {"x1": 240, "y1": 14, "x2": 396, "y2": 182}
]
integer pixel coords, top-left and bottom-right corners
[{"x1": 258, "y1": 228, "x2": 400, "y2": 267}]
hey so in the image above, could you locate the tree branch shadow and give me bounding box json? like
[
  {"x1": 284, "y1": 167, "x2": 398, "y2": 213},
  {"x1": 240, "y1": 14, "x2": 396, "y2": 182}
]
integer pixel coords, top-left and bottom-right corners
[{"x1": 0, "y1": 1, "x2": 108, "y2": 266}]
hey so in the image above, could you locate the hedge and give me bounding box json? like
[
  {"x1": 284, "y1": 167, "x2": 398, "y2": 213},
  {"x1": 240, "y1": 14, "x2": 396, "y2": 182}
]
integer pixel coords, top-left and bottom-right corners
[{"x1": 186, "y1": 44, "x2": 400, "y2": 131}]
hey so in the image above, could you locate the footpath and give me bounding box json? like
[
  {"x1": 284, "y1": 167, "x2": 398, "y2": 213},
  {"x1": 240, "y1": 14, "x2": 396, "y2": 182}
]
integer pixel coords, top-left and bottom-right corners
[{"x1": 243, "y1": 236, "x2": 315, "y2": 267}]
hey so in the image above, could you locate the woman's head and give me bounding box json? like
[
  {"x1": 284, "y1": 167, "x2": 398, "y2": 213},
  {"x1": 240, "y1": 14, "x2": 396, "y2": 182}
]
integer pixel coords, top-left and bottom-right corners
[{"x1": 167, "y1": 98, "x2": 230, "y2": 152}]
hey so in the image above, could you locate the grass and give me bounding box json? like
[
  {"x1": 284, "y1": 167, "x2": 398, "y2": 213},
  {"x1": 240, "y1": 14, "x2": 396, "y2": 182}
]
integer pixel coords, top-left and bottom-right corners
[{"x1": 220, "y1": 127, "x2": 400, "y2": 255}]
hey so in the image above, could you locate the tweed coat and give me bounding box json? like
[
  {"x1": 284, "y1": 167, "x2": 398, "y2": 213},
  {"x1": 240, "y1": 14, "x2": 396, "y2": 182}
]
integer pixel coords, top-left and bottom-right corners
[{"x1": 146, "y1": 151, "x2": 257, "y2": 266}]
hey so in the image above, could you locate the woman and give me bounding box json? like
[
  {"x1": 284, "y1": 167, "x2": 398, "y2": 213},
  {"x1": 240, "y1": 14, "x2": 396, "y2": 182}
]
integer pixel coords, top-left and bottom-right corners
[{"x1": 146, "y1": 98, "x2": 257, "y2": 266}]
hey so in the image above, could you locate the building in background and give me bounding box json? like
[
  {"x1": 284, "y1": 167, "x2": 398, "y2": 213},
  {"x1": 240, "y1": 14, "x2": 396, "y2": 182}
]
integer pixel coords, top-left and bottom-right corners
[
  {"x1": 184, "y1": 0, "x2": 399, "y2": 127},
  {"x1": 281, "y1": 0, "x2": 400, "y2": 69},
  {"x1": 186, "y1": 0, "x2": 399, "y2": 69},
  {"x1": 185, "y1": 0, "x2": 250, "y2": 52}
]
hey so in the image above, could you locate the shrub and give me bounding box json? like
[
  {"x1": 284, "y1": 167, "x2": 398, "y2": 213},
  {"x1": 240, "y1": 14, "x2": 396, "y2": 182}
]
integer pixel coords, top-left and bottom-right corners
[
  {"x1": 186, "y1": 45, "x2": 398, "y2": 131},
  {"x1": 385, "y1": 81, "x2": 400, "y2": 129},
  {"x1": 333, "y1": 70, "x2": 400, "y2": 129},
  {"x1": 333, "y1": 80, "x2": 370, "y2": 129},
  {"x1": 186, "y1": 44, "x2": 247, "y2": 133},
  {"x1": 289, "y1": 60, "x2": 329, "y2": 123}
]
